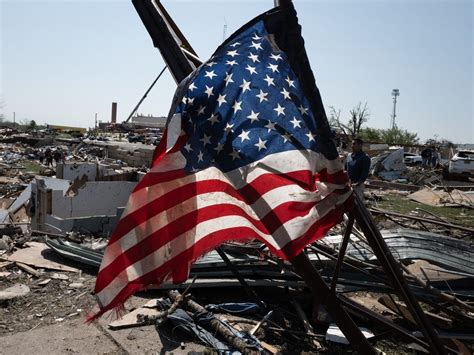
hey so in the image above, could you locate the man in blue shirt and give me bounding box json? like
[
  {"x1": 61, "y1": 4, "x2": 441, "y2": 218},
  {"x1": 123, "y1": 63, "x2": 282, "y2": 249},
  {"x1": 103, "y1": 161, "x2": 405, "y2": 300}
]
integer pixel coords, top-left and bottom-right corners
[{"x1": 345, "y1": 138, "x2": 371, "y2": 199}]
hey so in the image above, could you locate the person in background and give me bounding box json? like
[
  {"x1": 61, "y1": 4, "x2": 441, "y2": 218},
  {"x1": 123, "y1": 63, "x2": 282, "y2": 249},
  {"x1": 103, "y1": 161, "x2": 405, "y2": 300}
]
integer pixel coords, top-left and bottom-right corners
[
  {"x1": 345, "y1": 138, "x2": 371, "y2": 200},
  {"x1": 421, "y1": 147, "x2": 432, "y2": 169},
  {"x1": 431, "y1": 147, "x2": 440, "y2": 168},
  {"x1": 38, "y1": 149, "x2": 44, "y2": 164},
  {"x1": 45, "y1": 148, "x2": 53, "y2": 167},
  {"x1": 53, "y1": 149, "x2": 62, "y2": 166}
]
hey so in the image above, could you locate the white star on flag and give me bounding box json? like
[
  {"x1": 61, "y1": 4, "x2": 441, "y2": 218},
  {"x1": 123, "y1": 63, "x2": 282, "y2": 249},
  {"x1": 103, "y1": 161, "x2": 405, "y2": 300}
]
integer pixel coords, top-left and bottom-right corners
[
  {"x1": 254, "y1": 137, "x2": 267, "y2": 151},
  {"x1": 197, "y1": 151, "x2": 204, "y2": 162},
  {"x1": 270, "y1": 53, "x2": 282, "y2": 61},
  {"x1": 188, "y1": 82, "x2": 197, "y2": 91},
  {"x1": 207, "y1": 113, "x2": 220, "y2": 125},
  {"x1": 232, "y1": 100, "x2": 243, "y2": 113},
  {"x1": 247, "y1": 110, "x2": 259, "y2": 123},
  {"x1": 226, "y1": 50, "x2": 239, "y2": 57},
  {"x1": 229, "y1": 149, "x2": 240, "y2": 160},
  {"x1": 264, "y1": 75, "x2": 275, "y2": 86},
  {"x1": 245, "y1": 65, "x2": 257, "y2": 75},
  {"x1": 274, "y1": 103, "x2": 285, "y2": 116},
  {"x1": 285, "y1": 76, "x2": 296, "y2": 88},
  {"x1": 224, "y1": 73, "x2": 234, "y2": 86},
  {"x1": 256, "y1": 90, "x2": 268, "y2": 103},
  {"x1": 280, "y1": 88, "x2": 291, "y2": 99},
  {"x1": 290, "y1": 117, "x2": 301, "y2": 128},
  {"x1": 306, "y1": 132, "x2": 315, "y2": 142},
  {"x1": 282, "y1": 133, "x2": 292, "y2": 143},
  {"x1": 217, "y1": 94, "x2": 227, "y2": 107},
  {"x1": 224, "y1": 122, "x2": 234, "y2": 133},
  {"x1": 226, "y1": 60, "x2": 238, "y2": 66},
  {"x1": 240, "y1": 79, "x2": 251, "y2": 93},
  {"x1": 200, "y1": 134, "x2": 211, "y2": 146},
  {"x1": 214, "y1": 142, "x2": 224, "y2": 153},
  {"x1": 204, "y1": 85, "x2": 214, "y2": 98},
  {"x1": 267, "y1": 63, "x2": 279, "y2": 73},
  {"x1": 197, "y1": 105, "x2": 206, "y2": 116},
  {"x1": 238, "y1": 130, "x2": 251, "y2": 142},
  {"x1": 204, "y1": 70, "x2": 217, "y2": 80},
  {"x1": 248, "y1": 53, "x2": 260, "y2": 63},
  {"x1": 298, "y1": 105, "x2": 308, "y2": 115},
  {"x1": 264, "y1": 121, "x2": 276, "y2": 132},
  {"x1": 249, "y1": 41, "x2": 263, "y2": 50}
]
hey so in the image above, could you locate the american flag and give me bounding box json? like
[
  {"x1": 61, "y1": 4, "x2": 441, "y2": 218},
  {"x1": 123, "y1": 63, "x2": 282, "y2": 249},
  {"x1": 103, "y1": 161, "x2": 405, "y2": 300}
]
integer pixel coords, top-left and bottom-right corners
[{"x1": 93, "y1": 8, "x2": 351, "y2": 318}]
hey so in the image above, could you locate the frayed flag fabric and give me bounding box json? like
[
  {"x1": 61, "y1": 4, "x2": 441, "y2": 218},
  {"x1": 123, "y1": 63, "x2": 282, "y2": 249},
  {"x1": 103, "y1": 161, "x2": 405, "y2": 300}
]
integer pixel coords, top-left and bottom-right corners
[{"x1": 93, "y1": 4, "x2": 351, "y2": 318}]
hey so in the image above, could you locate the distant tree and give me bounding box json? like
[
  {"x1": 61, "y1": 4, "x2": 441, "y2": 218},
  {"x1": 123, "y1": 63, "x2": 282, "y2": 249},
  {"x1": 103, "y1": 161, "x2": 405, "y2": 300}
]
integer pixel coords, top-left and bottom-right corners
[
  {"x1": 19, "y1": 118, "x2": 30, "y2": 127},
  {"x1": 359, "y1": 127, "x2": 382, "y2": 142},
  {"x1": 425, "y1": 136, "x2": 456, "y2": 149},
  {"x1": 380, "y1": 126, "x2": 419, "y2": 145},
  {"x1": 28, "y1": 120, "x2": 37, "y2": 130},
  {"x1": 329, "y1": 102, "x2": 369, "y2": 138}
]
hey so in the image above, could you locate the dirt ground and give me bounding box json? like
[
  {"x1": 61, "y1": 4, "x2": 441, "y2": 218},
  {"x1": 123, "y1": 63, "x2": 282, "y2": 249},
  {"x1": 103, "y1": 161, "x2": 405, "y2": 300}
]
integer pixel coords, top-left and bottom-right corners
[{"x1": 0, "y1": 267, "x2": 210, "y2": 354}]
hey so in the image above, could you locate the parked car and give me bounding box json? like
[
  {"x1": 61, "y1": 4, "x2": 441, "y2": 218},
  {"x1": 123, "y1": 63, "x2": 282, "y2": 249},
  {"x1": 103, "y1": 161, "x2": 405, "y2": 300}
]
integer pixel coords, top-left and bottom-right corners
[
  {"x1": 127, "y1": 135, "x2": 145, "y2": 143},
  {"x1": 403, "y1": 152, "x2": 422, "y2": 166},
  {"x1": 448, "y1": 150, "x2": 474, "y2": 178}
]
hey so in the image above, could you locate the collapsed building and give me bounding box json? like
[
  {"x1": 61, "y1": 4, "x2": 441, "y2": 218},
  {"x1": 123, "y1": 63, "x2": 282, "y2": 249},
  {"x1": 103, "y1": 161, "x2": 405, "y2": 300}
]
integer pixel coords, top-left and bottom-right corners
[{"x1": 29, "y1": 161, "x2": 142, "y2": 235}]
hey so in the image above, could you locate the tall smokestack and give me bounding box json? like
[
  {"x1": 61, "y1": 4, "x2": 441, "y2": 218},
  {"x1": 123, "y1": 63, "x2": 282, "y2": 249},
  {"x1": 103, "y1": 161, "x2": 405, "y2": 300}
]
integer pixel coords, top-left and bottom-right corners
[{"x1": 111, "y1": 102, "x2": 117, "y2": 124}]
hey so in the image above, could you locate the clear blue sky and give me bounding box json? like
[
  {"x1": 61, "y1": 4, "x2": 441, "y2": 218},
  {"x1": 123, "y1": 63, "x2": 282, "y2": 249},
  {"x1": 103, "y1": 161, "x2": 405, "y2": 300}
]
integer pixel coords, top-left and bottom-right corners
[{"x1": 1, "y1": 0, "x2": 472, "y2": 143}]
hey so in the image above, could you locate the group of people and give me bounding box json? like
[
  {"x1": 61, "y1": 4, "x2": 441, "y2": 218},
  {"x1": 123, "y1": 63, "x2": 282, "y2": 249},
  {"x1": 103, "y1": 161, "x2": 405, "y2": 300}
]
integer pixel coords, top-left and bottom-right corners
[
  {"x1": 37, "y1": 147, "x2": 65, "y2": 167},
  {"x1": 421, "y1": 147, "x2": 441, "y2": 169}
]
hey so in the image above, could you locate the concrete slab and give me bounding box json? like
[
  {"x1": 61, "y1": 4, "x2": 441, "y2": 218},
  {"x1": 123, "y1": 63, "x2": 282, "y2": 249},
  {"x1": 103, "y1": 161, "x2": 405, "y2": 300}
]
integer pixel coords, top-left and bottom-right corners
[
  {"x1": 8, "y1": 184, "x2": 31, "y2": 213},
  {"x1": 0, "y1": 319, "x2": 120, "y2": 355}
]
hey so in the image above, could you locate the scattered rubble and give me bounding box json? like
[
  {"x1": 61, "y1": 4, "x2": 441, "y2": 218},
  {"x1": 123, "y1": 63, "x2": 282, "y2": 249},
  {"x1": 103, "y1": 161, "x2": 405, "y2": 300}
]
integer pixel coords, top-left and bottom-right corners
[{"x1": 1, "y1": 107, "x2": 473, "y2": 354}]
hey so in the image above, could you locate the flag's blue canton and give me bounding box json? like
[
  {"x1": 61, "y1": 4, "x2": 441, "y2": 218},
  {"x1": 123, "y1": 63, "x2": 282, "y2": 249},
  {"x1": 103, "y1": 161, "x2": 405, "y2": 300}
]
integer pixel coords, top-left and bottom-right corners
[{"x1": 176, "y1": 20, "x2": 319, "y2": 173}]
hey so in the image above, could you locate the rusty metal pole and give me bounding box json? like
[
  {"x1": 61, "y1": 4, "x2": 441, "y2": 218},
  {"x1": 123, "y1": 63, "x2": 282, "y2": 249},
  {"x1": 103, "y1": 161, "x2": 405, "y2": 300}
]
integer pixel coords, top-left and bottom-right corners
[
  {"x1": 330, "y1": 214, "x2": 354, "y2": 293},
  {"x1": 352, "y1": 194, "x2": 447, "y2": 354},
  {"x1": 291, "y1": 252, "x2": 376, "y2": 354}
]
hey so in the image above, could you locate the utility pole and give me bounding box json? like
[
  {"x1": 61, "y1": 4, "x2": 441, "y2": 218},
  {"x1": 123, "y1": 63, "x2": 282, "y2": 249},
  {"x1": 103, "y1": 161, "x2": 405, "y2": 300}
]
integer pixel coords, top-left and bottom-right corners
[
  {"x1": 391, "y1": 89, "x2": 400, "y2": 129},
  {"x1": 13, "y1": 112, "x2": 15, "y2": 128},
  {"x1": 223, "y1": 18, "x2": 227, "y2": 42}
]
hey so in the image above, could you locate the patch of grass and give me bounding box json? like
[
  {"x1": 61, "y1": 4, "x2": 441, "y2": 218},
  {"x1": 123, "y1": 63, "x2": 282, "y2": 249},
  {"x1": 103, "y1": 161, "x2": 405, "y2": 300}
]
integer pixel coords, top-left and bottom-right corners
[
  {"x1": 18, "y1": 160, "x2": 44, "y2": 174},
  {"x1": 376, "y1": 194, "x2": 474, "y2": 228}
]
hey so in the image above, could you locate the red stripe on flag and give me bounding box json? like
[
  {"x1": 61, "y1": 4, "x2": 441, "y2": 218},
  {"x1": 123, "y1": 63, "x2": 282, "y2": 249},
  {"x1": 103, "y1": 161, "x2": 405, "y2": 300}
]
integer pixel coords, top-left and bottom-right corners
[
  {"x1": 95, "y1": 199, "x2": 318, "y2": 293},
  {"x1": 92, "y1": 199, "x2": 348, "y2": 319},
  {"x1": 109, "y1": 170, "x2": 313, "y2": 244}
]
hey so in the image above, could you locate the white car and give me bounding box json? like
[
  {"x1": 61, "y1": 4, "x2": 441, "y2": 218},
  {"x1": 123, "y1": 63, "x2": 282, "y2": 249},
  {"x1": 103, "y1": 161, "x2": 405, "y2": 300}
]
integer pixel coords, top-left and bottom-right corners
[
  {"x1": 448, "y1": 150, "x2": 474, "y2": 177},
  {"x1": 403, "y1": 152, "x2": 422, "y2": 165}
]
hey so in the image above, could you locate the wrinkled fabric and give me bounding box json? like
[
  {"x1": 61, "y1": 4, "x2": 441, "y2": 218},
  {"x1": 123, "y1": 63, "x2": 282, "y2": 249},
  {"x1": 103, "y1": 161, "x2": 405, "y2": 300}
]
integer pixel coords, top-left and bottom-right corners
[
  {"x1": 167, "y1": 308, "x2": 231, "y2": 352},
  {"x1": 156, "y1": 298, "x2": 263, "y2": 354},
  {"x1": 206, "y1": 303, "x2": 261, "y2": 315}
]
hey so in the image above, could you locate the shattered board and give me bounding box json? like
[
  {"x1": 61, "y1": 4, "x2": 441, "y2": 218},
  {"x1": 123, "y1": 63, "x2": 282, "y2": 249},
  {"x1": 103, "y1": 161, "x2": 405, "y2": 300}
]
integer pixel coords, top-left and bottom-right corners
[{"x1": 6, "y1": 242, "x2": 79, "y2": 272}]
